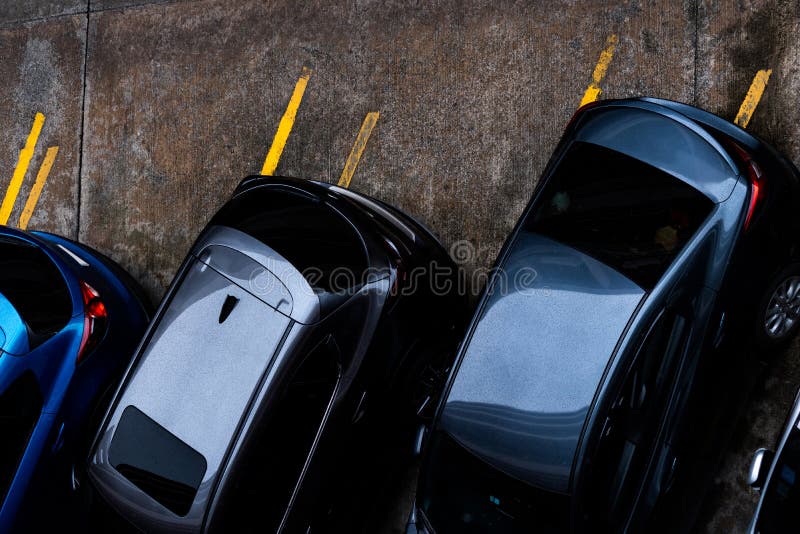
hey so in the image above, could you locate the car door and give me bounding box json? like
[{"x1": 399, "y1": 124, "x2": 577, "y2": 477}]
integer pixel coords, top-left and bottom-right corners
[{"x1": 583, "y1": 309, "x2": 689, "y2": 531}]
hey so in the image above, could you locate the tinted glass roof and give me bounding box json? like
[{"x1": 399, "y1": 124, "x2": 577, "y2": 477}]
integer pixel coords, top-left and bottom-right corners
[{"x1": 442, "y1": 233, "x2": 643, "y2": 493}]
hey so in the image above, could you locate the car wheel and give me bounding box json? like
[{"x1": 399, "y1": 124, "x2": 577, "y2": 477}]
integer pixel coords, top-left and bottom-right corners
[{"x1": 756, "y1": 264, "x2": 800, "y2": 349}]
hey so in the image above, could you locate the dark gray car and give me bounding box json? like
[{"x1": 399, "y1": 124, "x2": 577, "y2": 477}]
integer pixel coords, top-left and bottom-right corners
[{"x1": 409, "y1": 98, "x2": 800, "y2": 533}]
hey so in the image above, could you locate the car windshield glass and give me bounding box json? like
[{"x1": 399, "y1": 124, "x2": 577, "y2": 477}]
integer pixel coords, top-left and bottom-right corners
[
  {"x1": 418, "y1": 431, "x2": 570, "y2": 533},
  {"x1": 0, "y1": 236, "x2": 72, "y2": 338},
  {"x1": 526, "y1": 142, "x2": 714, "y2": 291},
  {"x1": 210, "y1": 188, "x2": 369, "y2": 293},
  {"x1": 756, "y1": 424, "x2": 800, "y2": 533}
]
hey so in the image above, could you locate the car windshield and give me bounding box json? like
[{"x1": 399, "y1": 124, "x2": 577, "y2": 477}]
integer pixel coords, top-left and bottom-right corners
[
  {"x1": 526, "y1": 142, "x2": 714, "y2": 291},
  {"x1": 756, "y1": 424, "x2": 800, "y2": 533},
  {"x1": 0, "y1": 236, "x2": 72, "y2": 338},
  {"x1": 418, "y1": 431, "x2": 571, "y2": 533}
]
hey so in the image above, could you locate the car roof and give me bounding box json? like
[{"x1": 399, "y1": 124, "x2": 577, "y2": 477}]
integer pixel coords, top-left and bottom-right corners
[
  {"x1": 575, "y1": 99, "x2": 742, "y2": 203},
  {"x1": 0, "y1": 294, "x2": 26, "y2": 355},
  {"x1": 440, "y1": 233, "x2": 644, "y2": 494}
]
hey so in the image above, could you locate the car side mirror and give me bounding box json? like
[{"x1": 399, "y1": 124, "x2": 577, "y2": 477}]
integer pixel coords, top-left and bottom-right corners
[{"x1": 748, "y1": 448, "x2": 775, "y2": 491}]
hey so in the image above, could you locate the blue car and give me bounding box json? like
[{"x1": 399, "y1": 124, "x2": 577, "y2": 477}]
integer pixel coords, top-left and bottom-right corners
[{"x1": 0, "y1": 226, "x2": 150, "y2": 531}]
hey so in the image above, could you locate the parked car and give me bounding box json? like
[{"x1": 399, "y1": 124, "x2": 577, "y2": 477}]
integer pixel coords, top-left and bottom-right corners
[
  {"x1": 747, "y1": 388, "x2": 800, "y2": 534},
  {"x1": 407, "y1": 97, "x2": 800, "y2": 533},
  {"x1": 0, "y1": 226, "x2": 151, "y2": 531},
  {"x1": 86, "y1": 176, "x2": 467, "y2": 533}
]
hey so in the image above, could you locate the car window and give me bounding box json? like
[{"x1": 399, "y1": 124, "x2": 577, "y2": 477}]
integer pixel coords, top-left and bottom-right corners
[
  {"x1": 210, "y1": 188, "x2": 369, "y2": 293},
  {"x1": 756, "y1": 425, "x2": 800, "y2": 533},
  {"x1": 418, "y1": 431, "x2": 571, "y2": 533},
  {"x1": 527, "y1": 142, "x2": 714, "y2": 291},
  {"x1": 0, "y1": 236, "x2": 72, "y2": 339},
  {"x1": 109, "y1": 406, "x2": 207, "y2": 516},
  {"x1": 581, "y1": 311, "x2": 687, "y2": 529},
  {"x1": 225, "y1": 337, "x2": 341, "y2": 532},
  {"x1": 0, "y1": 372, "x2": 42, "y2": 506}
]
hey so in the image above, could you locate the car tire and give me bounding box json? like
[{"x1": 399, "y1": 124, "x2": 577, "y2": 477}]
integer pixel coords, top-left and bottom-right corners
[{"x1": 755, "y1": 263, "x2": 800, "y2": 350}]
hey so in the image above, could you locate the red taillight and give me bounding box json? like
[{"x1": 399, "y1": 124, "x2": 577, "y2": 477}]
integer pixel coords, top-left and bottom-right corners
[
  {"x1": 745, "y1": 178, "x2": 762, "y2": 230},
  {"x1": 728, "y1": 142, "x2": 764, "y2": 230},
  {"x1": 77, "y1": 281, "x2": 108, "y2": 364}
]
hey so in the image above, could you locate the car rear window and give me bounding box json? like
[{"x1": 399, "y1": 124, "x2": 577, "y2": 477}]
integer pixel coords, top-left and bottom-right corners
[
  {"x1": 0, "y1": 236, "x2": 72, "y2": 337},
  {"x1": 210, "y1": 187, "x2": 369, "y2": 293},
  {"x1": 527, "y1": 142, "x2": 714, "y2": 290},
  {"x1": 418, "y1": 431, "x2": 571, "y2": 533},
  {"x1": 756, "y1": 425, "x2": 800, "y2": 534},
  {"x1": 109, "y1": 406, "x2": 207, "y2": 516}
]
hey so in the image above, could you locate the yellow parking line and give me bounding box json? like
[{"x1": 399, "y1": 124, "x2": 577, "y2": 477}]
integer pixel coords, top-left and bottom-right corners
[
  {"x1": 19, "y1": 146, "x2": 59, "y2": 230},
  {"x1": 735, "y1": 69, "x2": 772, "y2": 128},
  {"x1": 261, "y1": 66, "x2": 313, "y2": 176},
  {"x1": 338, "y1": 112, "x2": 380, "y2": 188},
  {"x1": 580, "y1": 34, "x2": 618, "y2": 107},
  {"x1": 1, "y1": 112, "x2": 45, "y2": 225}
]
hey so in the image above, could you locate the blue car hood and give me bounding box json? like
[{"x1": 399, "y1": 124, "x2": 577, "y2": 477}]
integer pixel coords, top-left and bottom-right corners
[{"x1": 441, "y1": 232, "x2": 644, "y2": 493}]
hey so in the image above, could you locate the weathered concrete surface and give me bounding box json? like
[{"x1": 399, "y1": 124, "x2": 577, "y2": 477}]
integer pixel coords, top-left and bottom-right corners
[
  {"x1": 0, "y1": 14, "x2": 85, "y2": 236},
  {"x1": 79, "y1": 0, "x2": 693, "y2": 300},
  {"x1": 0, "y1": 1, "x2": 86, "y2": 25},
  {"x1": 2, "y1": 0, "x2": 800, "y2": 532}
]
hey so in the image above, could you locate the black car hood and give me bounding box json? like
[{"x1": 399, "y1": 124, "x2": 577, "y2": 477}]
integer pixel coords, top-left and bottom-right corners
[{"x1": 441, "y1": 232, "x2": 644, "y2": 493}]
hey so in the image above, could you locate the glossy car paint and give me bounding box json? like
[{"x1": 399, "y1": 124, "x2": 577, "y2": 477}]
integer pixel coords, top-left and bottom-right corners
[
  {"x1": 88, "y1": 177, "x2": 467, "y2": 533},
  {"x1": 410, "y1": 98, "x2": 800, "y2": 533},
  {"x1": 440, "y1": 233, "x2": 644, "y2": 493},
  {"x1": 0, "y1": 227, "x2": 150, "y2": 531}
]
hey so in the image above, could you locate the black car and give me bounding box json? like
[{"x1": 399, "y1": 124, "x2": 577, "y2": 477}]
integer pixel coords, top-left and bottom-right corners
[
  {"x1": 747, "y1": 388, "x2": 800, "y2": 534},
  {"x1": 408, "y1": 98, "x2": 800, "y2": 533},
  {"x1": 86, "y1": 176, "x2": 467, "y2": 532}
]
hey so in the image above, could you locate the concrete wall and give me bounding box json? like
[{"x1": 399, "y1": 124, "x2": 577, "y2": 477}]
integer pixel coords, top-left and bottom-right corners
[{"x1": 2, "y1": 1, "x2": 800, "y2": 531}]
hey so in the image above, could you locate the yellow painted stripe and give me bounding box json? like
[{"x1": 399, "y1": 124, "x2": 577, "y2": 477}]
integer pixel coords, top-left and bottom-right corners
[
  {"x1": 735, "y1": 69, "x2": 772, "y2": 128},
  {"x1": 1, "y1": 112, "x2": 45, "y2": 225},
  {"x1": 580, "y1": 34, "x2": 619, "y2": 107},
  {"x1": 338, "y1": 112, "x2": 380, "y2": 188},
  {"x1": 261, "y1": 66, "x2": 313, "y2": 176},
  {"x1": 19, "y1": 146, "x2": 59, "y2": 230}
]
